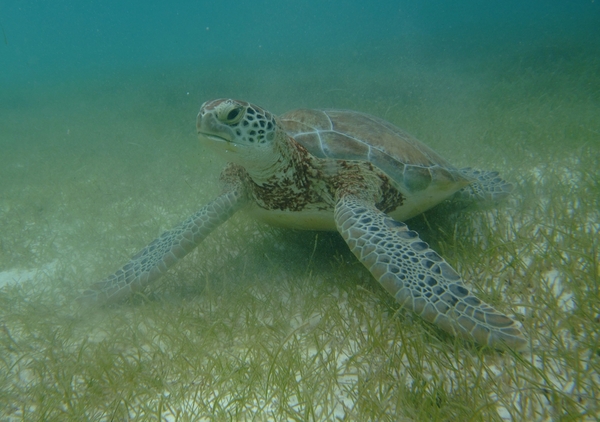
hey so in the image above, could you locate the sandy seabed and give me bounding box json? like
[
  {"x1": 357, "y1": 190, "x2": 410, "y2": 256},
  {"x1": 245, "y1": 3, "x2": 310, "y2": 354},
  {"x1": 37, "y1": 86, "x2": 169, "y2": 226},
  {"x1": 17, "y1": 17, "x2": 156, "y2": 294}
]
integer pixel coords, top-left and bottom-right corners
[{"x1": 1, "y1": 43, "x2": 599, "y2": 420}]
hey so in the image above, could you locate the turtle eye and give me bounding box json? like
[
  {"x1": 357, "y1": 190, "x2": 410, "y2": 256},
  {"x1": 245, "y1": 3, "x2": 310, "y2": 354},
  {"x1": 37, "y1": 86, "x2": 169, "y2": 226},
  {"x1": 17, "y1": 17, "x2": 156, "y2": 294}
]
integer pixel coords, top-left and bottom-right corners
[
  {"x1": 227, "y1": 108, "x2": 241, "y2": 121},
  {"x1": 219, "y1": 105, "x2": 244, "y2": 125}
]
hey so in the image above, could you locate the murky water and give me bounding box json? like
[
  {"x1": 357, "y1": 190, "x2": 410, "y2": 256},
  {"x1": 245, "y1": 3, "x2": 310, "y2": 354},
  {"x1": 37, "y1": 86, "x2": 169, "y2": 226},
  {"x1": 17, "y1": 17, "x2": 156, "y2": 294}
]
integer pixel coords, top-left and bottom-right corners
[{"x1": 1, "y1": 1, "x2": 599, "y2": 420}]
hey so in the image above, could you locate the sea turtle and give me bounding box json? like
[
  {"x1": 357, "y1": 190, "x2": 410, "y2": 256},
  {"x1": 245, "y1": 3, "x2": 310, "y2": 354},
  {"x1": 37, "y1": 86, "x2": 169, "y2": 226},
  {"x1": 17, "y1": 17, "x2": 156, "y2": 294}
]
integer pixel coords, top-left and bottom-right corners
[{"x1": 81, "y1": 99, "x2": 527, "y2": 350}]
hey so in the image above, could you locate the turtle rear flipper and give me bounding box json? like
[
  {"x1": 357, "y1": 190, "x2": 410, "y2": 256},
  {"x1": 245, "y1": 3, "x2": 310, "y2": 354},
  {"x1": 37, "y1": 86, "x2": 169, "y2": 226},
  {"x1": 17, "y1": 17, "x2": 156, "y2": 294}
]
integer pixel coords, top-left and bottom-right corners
[
  {"x1": 453, "y1": 167, "x2": 514, "y2": 204},
  {"x1": 334, "y1": 193, "x2": 527, "y2": 351}
]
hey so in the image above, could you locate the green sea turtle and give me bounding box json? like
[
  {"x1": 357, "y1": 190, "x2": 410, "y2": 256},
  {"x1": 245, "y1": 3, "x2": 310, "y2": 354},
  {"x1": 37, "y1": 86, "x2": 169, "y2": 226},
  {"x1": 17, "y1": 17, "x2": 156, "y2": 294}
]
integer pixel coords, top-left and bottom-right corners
[{"x1": 81, "y1": 99, "x2": 527, "y2": 350}]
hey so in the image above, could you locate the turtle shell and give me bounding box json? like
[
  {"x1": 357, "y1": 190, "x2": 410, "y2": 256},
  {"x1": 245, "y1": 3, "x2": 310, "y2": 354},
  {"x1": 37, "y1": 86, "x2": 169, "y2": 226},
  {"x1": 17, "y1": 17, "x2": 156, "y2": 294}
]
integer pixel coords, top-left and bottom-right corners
[{"x1": 280, "y1": 109, "x2": 470, "y2": 196}]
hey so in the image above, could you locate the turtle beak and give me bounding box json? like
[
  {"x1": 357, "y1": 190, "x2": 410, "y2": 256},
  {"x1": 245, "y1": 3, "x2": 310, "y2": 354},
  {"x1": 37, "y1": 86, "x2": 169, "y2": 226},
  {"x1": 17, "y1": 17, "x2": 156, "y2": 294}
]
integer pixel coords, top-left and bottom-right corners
[
  {"x1": 196, "y1": 110, "x2": 234, "y2": 144},
  {"x1": 198, "y1": 130, "x2": 239, "y2": 154},
  {"x1": 197, "y1": 113, "x2": 241, "y2": 155},
  {"x1": 198, "y1": 132, "x2": 229, "y2": 143}
]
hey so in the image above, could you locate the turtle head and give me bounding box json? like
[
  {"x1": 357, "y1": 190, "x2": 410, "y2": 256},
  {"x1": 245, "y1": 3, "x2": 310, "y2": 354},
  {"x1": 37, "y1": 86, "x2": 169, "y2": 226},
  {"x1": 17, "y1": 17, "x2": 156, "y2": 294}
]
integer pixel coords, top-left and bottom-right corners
[{"x1": 197, "y1": 99, "x2": 284, "y2": 171}]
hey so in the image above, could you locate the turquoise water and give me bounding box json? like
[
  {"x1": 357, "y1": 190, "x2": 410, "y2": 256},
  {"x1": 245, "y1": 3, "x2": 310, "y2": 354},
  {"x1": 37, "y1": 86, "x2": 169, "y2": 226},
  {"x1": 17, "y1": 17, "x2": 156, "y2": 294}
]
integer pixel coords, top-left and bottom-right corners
[
  {"x1": 1, "y1": 1, "x2": 599, "y2": 420},
  {"x1": 2, "y1": 1, "x2": 598, "y2": 87}
]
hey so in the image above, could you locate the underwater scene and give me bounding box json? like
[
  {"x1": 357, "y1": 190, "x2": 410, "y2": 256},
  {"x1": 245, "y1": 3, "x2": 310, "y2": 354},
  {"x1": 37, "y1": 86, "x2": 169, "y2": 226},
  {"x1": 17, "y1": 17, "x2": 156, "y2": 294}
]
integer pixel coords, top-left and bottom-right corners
[{"x1": 1, "y1": 0, "x2": 599, "y2": 420}]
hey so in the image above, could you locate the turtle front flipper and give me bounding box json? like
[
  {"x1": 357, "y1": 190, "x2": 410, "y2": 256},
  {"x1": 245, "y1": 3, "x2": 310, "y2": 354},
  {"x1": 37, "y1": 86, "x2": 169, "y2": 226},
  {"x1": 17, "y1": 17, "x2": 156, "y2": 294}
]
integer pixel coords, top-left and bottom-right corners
[
  {"x1": 334, "y1": 194, "x2": 527, "y2": 351},
  {"x1": 80, "y1": 189, "x2": 247, "y2": 305}
]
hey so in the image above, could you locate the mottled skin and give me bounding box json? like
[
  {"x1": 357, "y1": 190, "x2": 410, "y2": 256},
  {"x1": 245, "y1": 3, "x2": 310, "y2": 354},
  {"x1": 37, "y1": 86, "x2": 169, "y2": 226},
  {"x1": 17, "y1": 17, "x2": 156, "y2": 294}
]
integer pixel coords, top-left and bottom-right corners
[{"x1": 81, "y1": 99, "x2": 527, "y2": 351}]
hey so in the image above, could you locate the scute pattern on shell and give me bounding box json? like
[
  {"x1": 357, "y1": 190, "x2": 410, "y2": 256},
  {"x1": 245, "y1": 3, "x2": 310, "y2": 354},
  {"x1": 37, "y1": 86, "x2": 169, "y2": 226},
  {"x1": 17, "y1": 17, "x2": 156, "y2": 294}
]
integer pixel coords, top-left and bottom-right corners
[{"x1": 281, "y1": 109, "x2": 469, "y2": 194}]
